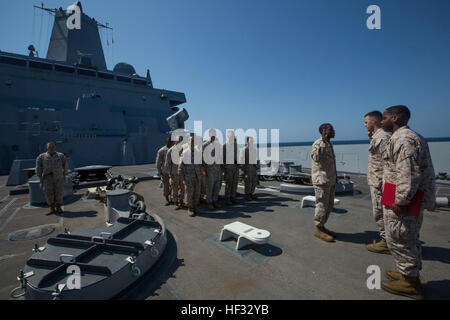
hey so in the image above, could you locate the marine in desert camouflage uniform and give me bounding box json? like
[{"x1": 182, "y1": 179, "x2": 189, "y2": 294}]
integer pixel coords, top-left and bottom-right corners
[
  {"x1": 239, "y1": 137, "x2": 259, "y2": 201},
  {"x1": 156, "y1": 138, "x2": 173, "y2": 206},
  {"x1": 179, "y1": 135, "x2": 203, "y2": 217},
  {"x1": 36, "y1": 142, "x2": 67, "y2": 215},
  {"x1": 380, "y1": 105, "x2": 435, "y2": 300},
  {"x1": 165, "y1": 136, "x2": 185, "y2": 210},
  {"x1": 222, "y1": 131, "x2": 239, "y2": 205},
  {"x1": 364, "y1": 111, "x2": 392, "y2": 254},
  {"x1": 203, "y1": 129, "x2": 223, "y2": 210},
  {"x1": 311, "y1": 123, "x2": 338, "y2": 243}
]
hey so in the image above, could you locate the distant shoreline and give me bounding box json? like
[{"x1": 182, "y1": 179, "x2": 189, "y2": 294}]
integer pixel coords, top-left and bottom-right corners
[{"x1": 260, "y1": 137, "x2": 450, "y2": 148}]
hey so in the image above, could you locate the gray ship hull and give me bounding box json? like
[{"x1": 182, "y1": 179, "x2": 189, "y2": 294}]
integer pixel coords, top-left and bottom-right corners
[{"x1": 0, "y1": 3, "x2": 188, "y2": 174}]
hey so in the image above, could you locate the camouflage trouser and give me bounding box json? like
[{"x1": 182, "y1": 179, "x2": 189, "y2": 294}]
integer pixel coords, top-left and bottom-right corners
[
  {"x1": 313, "y1": 183, "x2": 336, "y2": 227},
  {"x1": 185, "y1": 176, "x2": 201, "y2": 208},
  {"x1": 170, "y1": 174, "x2": 185, "y2": 204},
  {"x1": 42, "y1": 175, "x2": 64, "y2": 207},
  {"x1": 369, "y1": 185, "x2": 385, "y2": 239},
  {"x1": 200, "y1": 175, "x2": 206, "y2": 199},
  {"x1": 224, "y1": 165, "x2": 239, "y2": 200},
  {"x1": 244, "y1": 167, "x2": 258, "y2": 195},
  {"x1": 384, "y1": 207, "x2": 424, "y2": 277},
  {"x1": 205, "y1": 166, "x2": 221, "y2": 203},
  {"x1": 161, "y1": 173, "x2": 170, "y2": 198}
]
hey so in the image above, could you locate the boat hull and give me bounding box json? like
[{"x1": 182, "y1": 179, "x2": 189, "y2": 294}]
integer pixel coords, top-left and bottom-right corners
[{"x1": 22, "y1": 215, "x2": 167, "y2": 300}]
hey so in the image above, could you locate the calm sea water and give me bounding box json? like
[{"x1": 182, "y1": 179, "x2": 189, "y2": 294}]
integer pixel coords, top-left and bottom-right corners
[{"x1": 260, "y1": 137, "x2": 450, "y2": 175}]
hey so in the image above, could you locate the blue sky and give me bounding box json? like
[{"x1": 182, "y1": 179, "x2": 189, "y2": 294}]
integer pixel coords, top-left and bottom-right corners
[{"x1": 1, "y1": 0, "x2": 449, "y2": 142}]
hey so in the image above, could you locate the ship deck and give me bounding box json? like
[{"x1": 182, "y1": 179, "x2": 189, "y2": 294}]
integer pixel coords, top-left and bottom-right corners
[{"x1": 0, "y1": 164, "x2": 449, "y2": 300}]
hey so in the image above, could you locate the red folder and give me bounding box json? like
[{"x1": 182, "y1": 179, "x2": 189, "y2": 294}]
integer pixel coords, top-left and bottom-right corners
[{"x1": 381, "y1": 181, "x2": 424, "y2": 218}]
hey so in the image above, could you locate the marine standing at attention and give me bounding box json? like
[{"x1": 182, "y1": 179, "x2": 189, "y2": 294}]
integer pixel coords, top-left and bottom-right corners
[
  {"x1": 179, "y1": 135, "x2": 203, "y2": 217},
  {"x1": 364, "y1": 110, "x2": 392, "y2": 254},
  {"x1": 240, "y1": 136, "x2": 259, "y2": 201},
  {"x1": 36, "y1": 142, "x2": 67, "y2": 215},
  {"x1": 156, "y1": 138, "x2": 173, "y2": 206},
  {"x1": 380, "y1": 105, "x2": 435, "y2": 300},
  {"x1": 222, "y1": 131, "x2": 239, "y2": 206},
  {"x1": 203, "y1": 129, "x2": 223, "y2": 210},
  {"x1": 165, "y1": 136, "x2": 185, "y2": 210},
  {"x1": 311, "y1": 123, "x2": 338, "y2": 242}
]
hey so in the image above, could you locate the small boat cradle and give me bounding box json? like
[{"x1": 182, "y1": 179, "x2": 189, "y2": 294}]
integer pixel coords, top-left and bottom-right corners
[{"x1": 11, "y1": 215, "x2": 167, "y2": 300}]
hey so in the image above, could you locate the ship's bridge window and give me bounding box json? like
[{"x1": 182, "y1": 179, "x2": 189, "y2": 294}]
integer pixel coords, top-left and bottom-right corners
[
  {"x1": 78, "y1": 68, "x2": 96, "y2": 77},
  {"x1": 98, "y1": 72, "x2": 114, "y2": 80},
  {"x1": 0, "y1": 56, "x2": 27, "y2": 67},
  {"x1": 29, "y1": 61, "x2": 53, "y2": 70},
  {"x1": 55, "y1": 65, "x2": 75, "y2": 73},
  {"x1": 117, "y1": 76, "x2": 131, "y2": 83},
  {"x1": 133, "y1": 79, "x2": 147, "y2": 86}
]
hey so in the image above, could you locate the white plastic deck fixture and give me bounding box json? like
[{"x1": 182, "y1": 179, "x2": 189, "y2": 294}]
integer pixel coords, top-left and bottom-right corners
[
  {"x1": 301, "y1": 196, "x2": 340, "y2": 208},
  {"x1": 220, "y1": 221, "x2": 271, "y2": 250}
]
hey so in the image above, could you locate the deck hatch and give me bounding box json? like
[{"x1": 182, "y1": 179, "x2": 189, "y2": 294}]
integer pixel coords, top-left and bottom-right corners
[{"x1": 37, "y1": 262, "x2": 112, "y2": 288}]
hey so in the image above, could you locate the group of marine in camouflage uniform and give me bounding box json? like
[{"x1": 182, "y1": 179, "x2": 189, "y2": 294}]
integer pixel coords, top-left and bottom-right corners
[
  {"x1": 311, "y1": 105, "x2": 435, "y2": 300},
  {"x1": 36, "y1": 103, "x2": 433, "y2": 300},
  {"x1": 156, "y1": 129, "x2": 260, "y2": 217}
]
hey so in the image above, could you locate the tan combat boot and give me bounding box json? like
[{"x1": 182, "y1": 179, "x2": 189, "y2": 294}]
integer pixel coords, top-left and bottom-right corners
[
  {"x1": 164, "y1": 197, "x2": 170, "y2": 206},
  {"x1": 188, "y1": 207, "x2": 195, "y2": 217},
  {"x1": 366, "y1": 239, "x2": 390, "y2": 254},
  {"x1": 314, "y1": 226, "x2": 334, "y2": 242},
  {"x1": 385, "y1": 270, "x2": 402, "y2": 281},
  {"x1": 175, "y1": 203, "x2": 182, "y2": 210},
  {"x1": 323, "y1": 227, "x2": 337, "y2": 237},
  {"x1": 381, "y1": 274, "x2": 424, "y2": 300}
]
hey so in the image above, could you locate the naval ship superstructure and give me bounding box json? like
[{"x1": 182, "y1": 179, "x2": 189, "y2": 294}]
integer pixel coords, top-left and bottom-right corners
[{"x1": 0, "y1": 2, "x2": 188, "y2": 175}]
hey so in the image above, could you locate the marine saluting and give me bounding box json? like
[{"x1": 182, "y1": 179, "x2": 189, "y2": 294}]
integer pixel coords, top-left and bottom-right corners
[
  {"x1": 311, "y1": 123, "x2": 338, "y2": 242},
  {"x1": 364, "y1": 110, "x2": 391, "y2": 254}
]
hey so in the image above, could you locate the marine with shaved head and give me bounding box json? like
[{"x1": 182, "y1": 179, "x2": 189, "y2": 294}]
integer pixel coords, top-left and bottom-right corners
[
  {"x1": 36, "y1": 142, "x2": 67, "y2": 215},
  {"x1": 380, "y1": 105, "x2": 435, "y2": 299},
  {"x1": 311, "y1": 123, "x2": 338, "y2": 243},
  {"x1": 364, "y1": 110, "x2": 391, "y2": 254}
]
